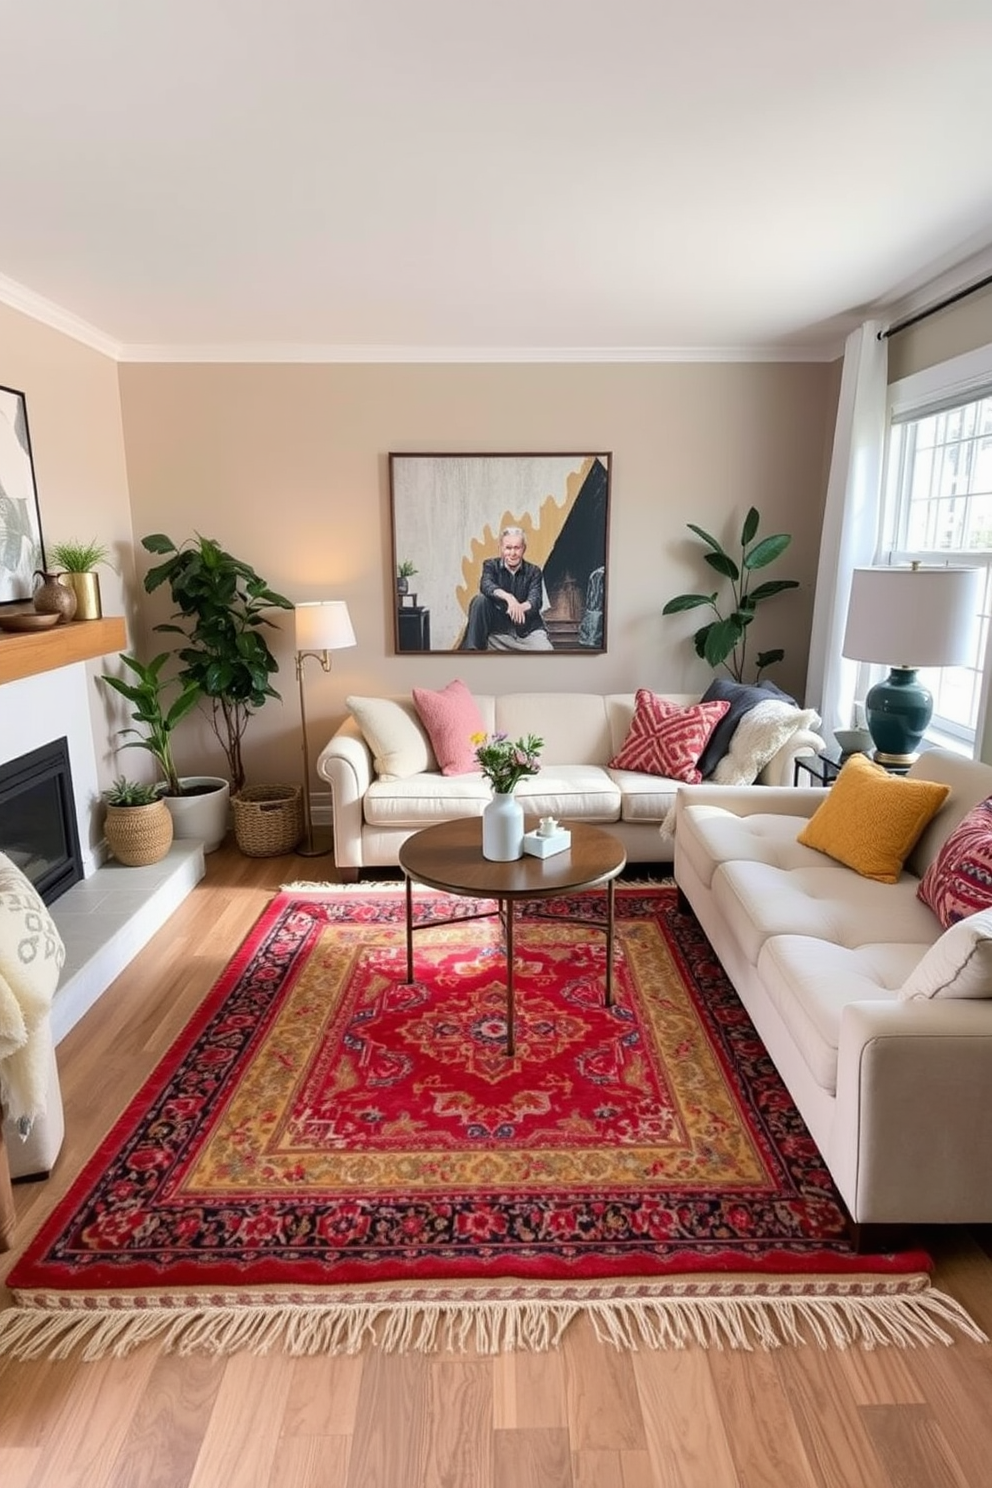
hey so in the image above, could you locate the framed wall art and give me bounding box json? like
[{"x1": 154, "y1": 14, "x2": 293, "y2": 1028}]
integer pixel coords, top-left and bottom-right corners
[
  {"x1": 0, "y1": 385, "x2": 45, "y2": 605},
  {"x1": 389, "y1": 452, "x2": 611, "y2": 654}
]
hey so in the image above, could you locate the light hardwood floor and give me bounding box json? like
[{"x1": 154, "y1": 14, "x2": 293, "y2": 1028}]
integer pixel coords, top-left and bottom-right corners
[{"x1": 2, "y1": 844, "x2": 991, "y2": 1488}]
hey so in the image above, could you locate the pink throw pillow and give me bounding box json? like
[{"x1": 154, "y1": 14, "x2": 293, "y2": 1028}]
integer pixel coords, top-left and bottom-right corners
[
  {"x1": 609, "y1": 689, "x2": 730, "y2": 782},
  {"x1": 917, "y1": 794, "x2": 992, "y2": 927},
  {"x1": 412, "y1": 679, "x2": 486, "y2": 775}
]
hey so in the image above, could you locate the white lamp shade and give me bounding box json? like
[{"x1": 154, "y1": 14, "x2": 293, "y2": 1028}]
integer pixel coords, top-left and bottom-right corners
[
  {"x1": 842, "y1": 566, "x2": 981, "y2": 668},
  {"x1": 294, "y1": 600, "x2": 356, "y2": 652}
]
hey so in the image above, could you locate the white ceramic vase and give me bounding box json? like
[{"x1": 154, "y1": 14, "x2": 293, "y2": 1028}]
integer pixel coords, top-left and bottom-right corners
[{"x1": 482, "y1": 791, "x2": 524, "y2": 861}]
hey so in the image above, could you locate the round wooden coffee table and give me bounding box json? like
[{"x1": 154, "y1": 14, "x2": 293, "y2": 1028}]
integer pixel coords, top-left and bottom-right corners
[{"x1": 397, "y1": 818, "x2": 627, "y2": 1056}]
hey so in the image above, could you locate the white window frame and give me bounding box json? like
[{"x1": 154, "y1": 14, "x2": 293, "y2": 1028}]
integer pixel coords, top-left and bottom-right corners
[{"x1": 881, "y1": 342, "x2": 992, "y2": 756}]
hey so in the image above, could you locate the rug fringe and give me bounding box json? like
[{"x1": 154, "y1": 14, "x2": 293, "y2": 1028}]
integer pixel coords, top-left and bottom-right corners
[{"x1": 0, "y1": 1286, "x2": 984, "y2": 1361}]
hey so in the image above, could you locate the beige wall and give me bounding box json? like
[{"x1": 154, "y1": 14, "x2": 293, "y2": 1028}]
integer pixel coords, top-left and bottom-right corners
[
  {"x1": 887, "y1": 281, "x2": 992, "y2": 382},
  {"x1": 118, "y1": 360, "x2": 838, "y2": 791},
  {"x1": 0, "y1": 302, "x2": 137, "y2": 790}
]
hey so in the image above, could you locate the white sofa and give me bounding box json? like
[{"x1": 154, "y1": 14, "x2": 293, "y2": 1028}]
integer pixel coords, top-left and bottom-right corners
[
  {"x1": 674, "y1": 748, "x2": 992, "y2": 1227},
  {"x1": 317, "y1": 692, "x2": 823, "y2": 874}
]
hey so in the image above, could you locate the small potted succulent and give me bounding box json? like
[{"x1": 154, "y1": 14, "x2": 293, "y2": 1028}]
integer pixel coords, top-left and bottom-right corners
[
  {"x1": 47, "y1": 538, "x2": 112, "y2": 621},
  {"x1": 102, "y1": 775, "x2": 174, "y2": 867},
  {"x1": 396, "y1": 559, "x2": 418, "y2": 597}
]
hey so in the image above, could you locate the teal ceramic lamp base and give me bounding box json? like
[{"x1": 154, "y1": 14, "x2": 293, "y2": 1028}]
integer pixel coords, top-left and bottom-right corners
[{"x1": 864, "y1": 667, "x2": 933, "y2": 764}]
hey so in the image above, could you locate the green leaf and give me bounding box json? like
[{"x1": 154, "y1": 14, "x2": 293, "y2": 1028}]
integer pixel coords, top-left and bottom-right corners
[
  {"x1": 756, "y1": 648, "x2": 785, "y2": 669},
  {"x1": 743, "y1": 534, "x2": 792, "y2": 570},
  {"x1": 661, "y1": 592, "x2": 717, "y2": 614},
  {"x1": 740, "y1": 507, "x2": 760, "y2": 546},
  {"x1": 747, "y1": 578, "x2": 800, "y2": 602},
  {"x1": 703, "y1": 616, "x2": 744, "y2": 667},
  {"x1": 704, "y1": 551, "x2": 740, "y2": 581},
  {"x1": 141, "y1": 534, "x2": 177, "y2": 555},
  {"x1": 685, "y1": 523, "x2": 726, "y2": 554}
]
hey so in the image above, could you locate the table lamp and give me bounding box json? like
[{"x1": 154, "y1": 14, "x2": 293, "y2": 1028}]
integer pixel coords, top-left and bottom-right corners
[
  {"x1": 295, "y1": 600, "x2": 356, "y2": 856},
  {"x1": 842, "y1": 564, "x2": 980, "y2": 764}
]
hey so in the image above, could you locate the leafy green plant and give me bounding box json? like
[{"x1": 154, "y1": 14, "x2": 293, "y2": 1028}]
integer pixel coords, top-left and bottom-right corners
[
  {"x1": 100, "y1": 653, "x2": 202, "y2": 797},
  {"x1": 662, "y1": 507, "x2": 799, "y2": 681},
  {"x1": 142, "y1": 533, "x2": 293, "y2": 795},
  {"x1": 397, "y1": 559, "x2": 418, "y2": 578},
  {"x1": 48, "y1": 538, "x2": 111, "y2": 571},
  {"x1": 103, "y1": 776, "x2": 162, "y2": 807}
]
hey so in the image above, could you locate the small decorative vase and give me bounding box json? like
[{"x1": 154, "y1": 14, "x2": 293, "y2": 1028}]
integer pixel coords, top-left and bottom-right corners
[
  {"x1": 32, "y1": 569, "x2": 77, "y2": 624},
  {"x1": 63, "y1": 570, "x2": 103, "y2": 620},
  {"x1": 482, "y1": 791, "x2": 524, "y2": 861}
]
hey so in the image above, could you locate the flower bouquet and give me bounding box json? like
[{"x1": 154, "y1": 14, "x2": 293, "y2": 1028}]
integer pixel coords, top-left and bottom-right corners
[{"x1": 471, "y1": 731, "x2": 544, "y2": 795}]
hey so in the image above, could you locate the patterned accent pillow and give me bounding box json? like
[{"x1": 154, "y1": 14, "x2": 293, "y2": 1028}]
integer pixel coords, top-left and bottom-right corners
[
  {"x1": 917, "y1": 794, "x2": 992, "y2": 927},
  {"x1": 608, "y1": 689, "x2": 730, "y2": 782},
  {"x1": 412, "y1": 679, "x2": 487, "y2": 775},
  {"x1": 797, "y1": 753, "x2": 950, "y2": 884}
]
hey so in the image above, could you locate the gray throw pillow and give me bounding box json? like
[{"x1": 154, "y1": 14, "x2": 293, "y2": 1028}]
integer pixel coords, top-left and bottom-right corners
[{"x1": 696, "y1": 678, "x2": 796, "y2": 778}]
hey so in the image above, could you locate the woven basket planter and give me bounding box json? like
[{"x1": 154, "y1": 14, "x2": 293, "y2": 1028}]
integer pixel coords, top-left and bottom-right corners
[
  {"x1": 232, "y1": 785, "x2": 304, "y2": 857},
  {"x1": 104, "y1": 800, "x2": 174, "y2": 867}
]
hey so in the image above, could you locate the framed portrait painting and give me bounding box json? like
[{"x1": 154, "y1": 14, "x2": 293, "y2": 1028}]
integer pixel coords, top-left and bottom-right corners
[
  {"x1": 389, "y1": 452, "x2": 611, "y2": 654},
  {"x1": 0, "y1": 386, "x2": 45, "y2": 605}
]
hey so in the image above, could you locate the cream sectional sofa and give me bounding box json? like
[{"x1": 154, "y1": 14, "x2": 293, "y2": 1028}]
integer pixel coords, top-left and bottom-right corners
[
  {"x1": 674, "y1": 748, "x2": 992, "y2": 1227},
  {"x1": 317, "y1": 691, "x2": 822, "y2": 874}
]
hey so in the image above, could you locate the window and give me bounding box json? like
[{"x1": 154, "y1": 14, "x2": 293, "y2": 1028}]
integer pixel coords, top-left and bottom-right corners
[{"x1": 882, "y1": 347, "x2": 992, "y2": 750}]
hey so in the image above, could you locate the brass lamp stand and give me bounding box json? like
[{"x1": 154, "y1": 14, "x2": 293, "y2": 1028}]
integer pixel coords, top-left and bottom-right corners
[{"x1": 294, "y1": 600, "x2": 356, "y2": 857}]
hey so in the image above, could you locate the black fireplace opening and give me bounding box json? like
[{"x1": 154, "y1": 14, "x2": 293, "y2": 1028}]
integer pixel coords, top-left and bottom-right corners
[{"x1": 0, "y1": 738, "x2": 84, "y2": 905}]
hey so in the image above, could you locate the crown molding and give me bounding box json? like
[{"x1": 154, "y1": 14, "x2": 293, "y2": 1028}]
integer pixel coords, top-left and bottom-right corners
[
  {"x1": 0, "y1": 274, "x2": 122, "y2": 359},
  {"x1": 116, "y1": 341, "x2": 839, "y2": 365},
  {"x1": 872, "y1": 241, "x2": 992, "y2": 333}
]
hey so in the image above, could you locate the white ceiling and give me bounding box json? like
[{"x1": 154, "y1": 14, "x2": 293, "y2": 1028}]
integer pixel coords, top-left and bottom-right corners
[{"x1": 2, "y1": 0, "x2": 992, "y2": 361}]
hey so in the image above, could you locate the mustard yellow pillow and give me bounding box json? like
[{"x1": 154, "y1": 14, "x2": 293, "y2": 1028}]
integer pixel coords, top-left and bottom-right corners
[{"x1": 797, "y1": 753, "x2": 950, "y2": 884}]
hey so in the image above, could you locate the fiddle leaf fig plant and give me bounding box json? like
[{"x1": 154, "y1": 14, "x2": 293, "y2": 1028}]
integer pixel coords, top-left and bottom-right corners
[
  {"x1": 662, "y1": 506, "x2": 799, "y2": 682},
  {"x1": 142, "y1": 533, "x2": 293, "y2": 796}
]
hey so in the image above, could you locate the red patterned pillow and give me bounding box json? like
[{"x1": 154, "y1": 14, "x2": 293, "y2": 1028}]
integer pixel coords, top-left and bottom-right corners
[
  {"x1": 608, "y1": 690, "x2": 730, "y2": 782},
  {"x1": 917, "y1": 794, "x2": 992, "y2": 927}
]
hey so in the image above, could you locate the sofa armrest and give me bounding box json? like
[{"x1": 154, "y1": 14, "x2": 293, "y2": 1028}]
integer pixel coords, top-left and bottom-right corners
[
  {"x1": 674, "y1": 782, "x2": 829, "y2": 828},
  {"x1": 833, "y1": 999, "x2": 992, "y2": 1224},
  {"x1": 316, "y1": 720, "x2": 373, "y2": 870},
  {"x1": 758, "y1": 728, "x2": 825, "y2": 788}
]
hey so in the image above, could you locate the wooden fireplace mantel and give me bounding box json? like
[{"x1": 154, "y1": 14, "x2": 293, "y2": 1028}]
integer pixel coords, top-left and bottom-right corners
[{"x1": 0, "y1": 615, "x2": 127, "y2": 686}]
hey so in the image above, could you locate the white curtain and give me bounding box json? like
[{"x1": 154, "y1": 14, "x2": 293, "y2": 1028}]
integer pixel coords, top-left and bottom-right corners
[{"x1": 804, "y1": 320, "x2": 889, "y2": 741}]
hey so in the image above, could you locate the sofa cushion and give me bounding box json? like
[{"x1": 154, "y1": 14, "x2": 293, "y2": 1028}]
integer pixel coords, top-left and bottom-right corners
[
  {"x1": 515, "y1": 766, "x2": 622, "y2": 822},
  {"x1": 709, "y1": 699, "x2": 822, "y2": 786},
  {"x1": 917, "y1": 794, "x2": 992, "y2": 927},
  {"x1": 412, "y1": 679, "x2": 487, "y2": 775},
  {"x1": 608, "y1": 689, "x2": 729, "y2": 782},
  {"x1": 363, "y1": 774, "x2": 491, "y2": 827},
  {"x1": 347, "y1": 696, "x2": 437, "y2": 779},
  {"x1": 899, "y1": 910, "x2": 992, "y2": 1001},
  {"x1": 697, "y1": 678, "x2": 796, "y2": 777},
  {"x1": 677, "y1": 803, "x2": 826, "y2": 891},
  {"x1": 711, "y1": 858, "x2": 941, "y2": 968},
  {"x1": 606, "y1": 768, "x2": 679, "y2": 824},
  {"x1": 797, "y1": 753, "x2": 950, "y2": 884},
  {"x1": 758, "y1": 936, "x2": 910, "y2": 1093}
]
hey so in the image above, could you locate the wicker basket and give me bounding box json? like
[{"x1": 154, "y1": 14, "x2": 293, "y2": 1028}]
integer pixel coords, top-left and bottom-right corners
[
  {"x1": 104, "y1": 800, "x2": 174, "y2": 867},
  {"x1": 232, "y1": 784, "x2": 304, "y2": 856}
]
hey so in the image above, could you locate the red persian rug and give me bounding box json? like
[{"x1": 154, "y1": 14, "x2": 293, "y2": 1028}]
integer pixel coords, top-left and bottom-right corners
[{"x1": 0, "y1": 884, "x2": 983, "y2": 1357}]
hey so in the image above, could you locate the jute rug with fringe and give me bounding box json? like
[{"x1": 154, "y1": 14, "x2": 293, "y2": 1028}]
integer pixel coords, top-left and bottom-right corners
[{"x1": 0, "y1": 883, "x2": 984, "y2": 1358}]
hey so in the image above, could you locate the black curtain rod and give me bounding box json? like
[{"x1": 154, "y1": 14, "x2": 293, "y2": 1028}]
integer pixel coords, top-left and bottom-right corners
[{"x1": 880, "y1": 271, "x2": 992, "y2": 340}]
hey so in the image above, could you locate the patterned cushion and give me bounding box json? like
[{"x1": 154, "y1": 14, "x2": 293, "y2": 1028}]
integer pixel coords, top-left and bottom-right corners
[
  {"x1": 917, "y1": 794, "x2": 992, "y2": 927},
  {"x1": 608, "y1": 689, "x2": 729, "y2": 783},
  {"x1": 412, "y1": 679, "x2": 487, "y2": 775},
  {"x1": 797, "y1": 753, "x2": 950, "y2": 885}
]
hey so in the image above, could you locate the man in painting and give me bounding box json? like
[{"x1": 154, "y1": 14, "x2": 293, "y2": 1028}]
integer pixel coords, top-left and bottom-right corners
[{"x1": 460, "y1": 527, "x2": 553, "y2": 651}]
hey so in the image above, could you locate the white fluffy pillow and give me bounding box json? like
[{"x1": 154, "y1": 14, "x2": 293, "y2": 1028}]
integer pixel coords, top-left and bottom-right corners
[
  {"x1": 346, "y1": 696, "x2": 438, "y2": 780},
  {"x1": 0, "y1": 851, "x2": 65, "y2": 1124},
  {"x1": 899, "y1": 910, "x2": 992, "y2": 1001},
  {"x1": 710, "y1": 699, "x2": 823, "y2": 786}
]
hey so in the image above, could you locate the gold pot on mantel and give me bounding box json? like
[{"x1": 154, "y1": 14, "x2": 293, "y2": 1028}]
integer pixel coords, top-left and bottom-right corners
[
  {"x1": 61, "y1": 570, "x2": 103, "y2": 620},
  {"x1": 32, "y1": 569, "x2": 77, "y2": 624}
]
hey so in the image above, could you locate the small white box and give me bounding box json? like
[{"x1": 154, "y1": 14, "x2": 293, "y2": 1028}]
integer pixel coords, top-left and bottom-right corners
[{"x1": 522, "y1": 827, "x2": 571, "y2": 858}]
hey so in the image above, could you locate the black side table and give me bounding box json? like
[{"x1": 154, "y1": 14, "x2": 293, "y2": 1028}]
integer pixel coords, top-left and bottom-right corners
[
  {"x1": 397, "y1": 605, "x2": 431, "y2": 651},
  {"x1": 793, "y1": 751, "x2": 911, "y2": 786}
]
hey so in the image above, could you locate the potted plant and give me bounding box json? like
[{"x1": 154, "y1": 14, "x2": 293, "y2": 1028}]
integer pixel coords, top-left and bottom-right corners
[
  {"x1": 662, "y1": 507, "x2": 799, "y2": 682},
  {"x1": 142, "y1": 533, "x2": 294, "y2": 796},
  {"x1": 397, "y1": 559, "x2": 418, "y2": 597},
  {"x1": 99, "y1": 652, "x2": 231, "y2": 852},
  {"x1": 47, "y1": 538, "x2": 111, "y2": 621},
  {"x1": 102, "y1": 775, "x2": 174, "y2": 867}
]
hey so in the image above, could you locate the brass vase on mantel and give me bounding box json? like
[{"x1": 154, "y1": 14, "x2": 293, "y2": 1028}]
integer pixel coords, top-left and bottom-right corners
[
  {"x1": 62, "y1": 570, "x2": 103, "y2": 620},
  {"x1": 32, "y1": 569, "x2": 77, "y2": 624}
]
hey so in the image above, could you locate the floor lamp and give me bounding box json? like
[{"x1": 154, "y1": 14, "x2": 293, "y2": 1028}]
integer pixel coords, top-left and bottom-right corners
[{"x1": 294, "y1": 600, "x2": 356, "y2": 856}]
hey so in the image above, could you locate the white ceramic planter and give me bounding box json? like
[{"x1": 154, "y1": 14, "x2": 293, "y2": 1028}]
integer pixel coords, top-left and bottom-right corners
[{"x1": 161, "y1": 776, "x2": 231, "y2": 853}]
